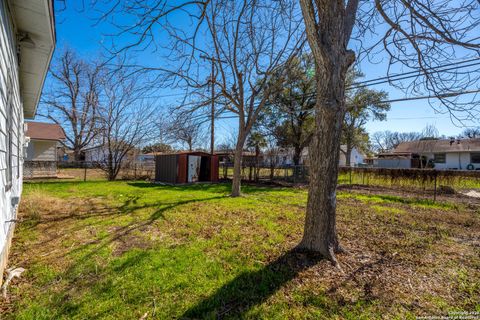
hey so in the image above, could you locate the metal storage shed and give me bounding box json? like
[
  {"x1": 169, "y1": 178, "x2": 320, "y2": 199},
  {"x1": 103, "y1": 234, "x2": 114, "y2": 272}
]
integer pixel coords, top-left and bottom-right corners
[{"x1": 155, "y1": 151, "x2": 219, "y2": 184}]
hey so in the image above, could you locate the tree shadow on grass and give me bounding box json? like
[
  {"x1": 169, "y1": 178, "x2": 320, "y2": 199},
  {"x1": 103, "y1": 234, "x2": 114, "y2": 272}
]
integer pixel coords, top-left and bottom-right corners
[
  {"x1": 181, "y1": 249, "x2": 324, "y2": 319},
  {"x1": 67, "y1": 195, "x2": 226, "y2": 261},
  {"x1": 127, "y1": 181, "x2": 294, "y2": 196}
]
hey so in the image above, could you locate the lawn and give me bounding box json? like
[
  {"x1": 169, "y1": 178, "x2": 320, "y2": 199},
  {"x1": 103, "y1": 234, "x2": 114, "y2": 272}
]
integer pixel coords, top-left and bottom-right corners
[{"x1": 2, "y1": 181, "x2": 479, "y2": 319}]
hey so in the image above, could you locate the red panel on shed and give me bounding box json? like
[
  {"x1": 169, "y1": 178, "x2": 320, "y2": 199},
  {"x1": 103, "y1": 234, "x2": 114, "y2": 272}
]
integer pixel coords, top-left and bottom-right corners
[
  {"x1": 177, "y1": 154, "x2": 187, "y2": 183},
  {"x1": 210, "y1": 155, "x2": 219, "y2": 182}
]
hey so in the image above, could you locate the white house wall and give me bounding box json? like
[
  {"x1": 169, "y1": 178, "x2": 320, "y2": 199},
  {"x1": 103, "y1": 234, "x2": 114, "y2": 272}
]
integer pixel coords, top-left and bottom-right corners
[
  {"x1": 339, "y1": 148, "x2": 365, "y2": 167},
  {"x1": 0, "y1": 1, "x2": 24, "y2": 270},
  {"x1": 26, "y1": 139, "x2": 57, "y2": 161},
  {"x1": 421, "y1": 152, "x2": 478, "y2": 170}
]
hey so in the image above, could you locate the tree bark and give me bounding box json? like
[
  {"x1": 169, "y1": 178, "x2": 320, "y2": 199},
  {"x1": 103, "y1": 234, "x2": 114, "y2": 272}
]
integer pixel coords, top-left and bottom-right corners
[
  {"x1": 231, "y1": 131, "x2": 246, "y2": 197},
  {"x1": 297, "y1": 0, "x2": 357, "y2": 265},
  {"x1": 73, "y1": 148, "x2": 83, "y2": 162},
  {"x1": 293, "y1": 146, "x2": 302, "y2": 166},
  {"x1": 297, "y1": 79, "x2": 346, "y2": 261}
]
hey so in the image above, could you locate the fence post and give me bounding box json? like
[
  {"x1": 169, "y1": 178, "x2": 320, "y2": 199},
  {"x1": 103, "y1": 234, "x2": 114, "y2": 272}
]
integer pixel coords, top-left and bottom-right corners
[
  {"x1": 349, "y1": 167, "x2": 352, "y2": 186},
  {"x1": 134, "y1": 163, "x2": 137, "y2": 180},
  {"x1": 433, "y1": 170, "x2": 437, "y2": 202},
  {"x1": 83, "y1": 162, "x2": 87, "y2": 182}
]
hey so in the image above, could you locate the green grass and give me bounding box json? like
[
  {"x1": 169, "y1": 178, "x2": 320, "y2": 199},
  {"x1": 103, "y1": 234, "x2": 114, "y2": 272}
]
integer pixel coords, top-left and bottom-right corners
[
  {"x1": 338, "y1": 172, "x2": 480, "y2": 190},
  {"x1": 4, "y1": 180, "x2": 480, "y2": 319}
]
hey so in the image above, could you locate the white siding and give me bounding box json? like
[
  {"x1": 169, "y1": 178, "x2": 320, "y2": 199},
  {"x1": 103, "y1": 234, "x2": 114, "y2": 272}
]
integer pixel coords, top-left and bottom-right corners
[
  {"x1": 339, "y1": 148, "x2": 365, "y2": 167},
  {"x1": 421, "y1": 152, "x2": 480, "y2": 170},
  {"x1": 26, "y1": 139, "x2": 57, "y2": 161},
  {"x1": 0, "y1": 2, "x2": 24, "y2": 262}
]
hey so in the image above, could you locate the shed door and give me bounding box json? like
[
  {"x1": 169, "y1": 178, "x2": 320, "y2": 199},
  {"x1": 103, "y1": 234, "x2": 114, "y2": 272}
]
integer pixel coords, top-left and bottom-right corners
[{"x1": 187, "y1": 156, "x2": 201, "y2": 182}]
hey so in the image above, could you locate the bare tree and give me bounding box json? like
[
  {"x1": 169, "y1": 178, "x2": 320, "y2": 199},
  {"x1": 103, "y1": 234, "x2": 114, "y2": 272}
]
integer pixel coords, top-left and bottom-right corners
[
  {"x1": 95, "y1": 0, "x2": 304, "y2": 196},
  {"x1": 263, "y1": 134, "x2": 282, "y2": 181},
  {"x1": 93, "y1": 0, "x2": 480, "y2": 264},
  {"x1": 371, "y1": 124, "x2": 442, "y2": 154},
  {"x1": 298, "y1": 0, "x2": 480, "y2": 264},
  {"x1": 94, "y1": 71, "x2": 156, "y2": 180},
  {"x1": 41, "y1": 49, "x2": 103, "y2": 161},
  {"x1": 166, "y1": 113, "x2": 206, "y2": 151},
  {"x1": 462, "y1": 127, "x2": 480, "y2": 139},
  {"x1": 371, "y1": 131, "x2": 423, "y2": 153}
]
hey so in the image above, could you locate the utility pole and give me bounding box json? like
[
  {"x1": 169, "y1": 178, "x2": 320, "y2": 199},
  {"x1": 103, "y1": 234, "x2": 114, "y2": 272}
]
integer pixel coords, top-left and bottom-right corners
[
  {"x1": 200, "y1": 54, "x2": 226, "y2": 155},
  {"x1": 210, "y1": 59, "x2": 215, "y2": 155}
]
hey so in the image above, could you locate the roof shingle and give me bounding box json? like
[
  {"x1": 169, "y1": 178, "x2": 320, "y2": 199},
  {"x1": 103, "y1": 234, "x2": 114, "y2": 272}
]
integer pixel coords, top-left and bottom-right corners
[
  {"x1": 26, "y1": 121, "x2": 66, "y2": 141},
  {"x1": 394, "y1": 138, "x2": 480, "y2": 153}
]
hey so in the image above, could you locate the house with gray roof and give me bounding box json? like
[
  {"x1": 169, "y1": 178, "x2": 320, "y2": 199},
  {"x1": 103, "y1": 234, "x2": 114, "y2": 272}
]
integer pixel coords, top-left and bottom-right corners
[{"x1": 381, "y1": 138, "x2": 480, "y2": 170}]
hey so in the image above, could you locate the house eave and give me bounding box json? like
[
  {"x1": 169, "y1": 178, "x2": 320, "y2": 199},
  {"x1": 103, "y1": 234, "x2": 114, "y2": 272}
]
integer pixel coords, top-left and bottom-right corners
[{"x1": 10, "y1": 0, "x2": 56, "y2": 119}]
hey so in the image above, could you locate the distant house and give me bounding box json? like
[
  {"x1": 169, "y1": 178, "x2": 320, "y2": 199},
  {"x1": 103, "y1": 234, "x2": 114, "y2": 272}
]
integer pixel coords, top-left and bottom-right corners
[
  {"x1": 0, "y1": 1, "x2": 55, "y2": 282},
  {"x1": 265, "y1": 146, "x2": 365, "y2": 167},
  {"x1": 83, "y1": 144, "x2": 138, "y2": 166},
  {"x1": 24, "y1": 121, "x2": 66, "y2": 178},
  {"x1": 137, "y1": 153, "x2": 156, "y2": 164},
  {"x1": 263, "y1": 148, "x2": 308, "y2": 166},
  {"x1": 339, "y1": 146, "x2": 366, "y2": 167},
  {"x1": 371, "y1": 152, "x2": 421, "y2": 169},
  {"x1": 391, "y1": 138, "x2": 480, "y2": 170},
  {"x1": 215, "y1": 150, "x2": 258, "y2": 166}
]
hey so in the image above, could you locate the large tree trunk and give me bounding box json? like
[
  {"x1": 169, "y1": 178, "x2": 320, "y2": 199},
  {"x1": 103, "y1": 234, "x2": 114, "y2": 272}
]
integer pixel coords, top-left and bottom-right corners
[
  {"x1": 297, "y1": 80, "x2": 346, "y2": 263},
  {"x1": 73, "y1": 148, "x2": 83, "y2": 162},
  {"x1": 231, "y1": 131, "x2": 246, "y2": 197},
  {"x1": 297, "y1": 0, "x2": 357, "y2": 265}
]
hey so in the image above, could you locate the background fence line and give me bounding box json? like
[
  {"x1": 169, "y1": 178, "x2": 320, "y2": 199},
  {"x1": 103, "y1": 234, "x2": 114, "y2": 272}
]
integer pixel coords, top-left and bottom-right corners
[
  {"x1": 24, "y1": 160, "x2": 480, "y2": 202},
  {"x1": 218, "y1": 163, "x2": 480, "y2": 202}
]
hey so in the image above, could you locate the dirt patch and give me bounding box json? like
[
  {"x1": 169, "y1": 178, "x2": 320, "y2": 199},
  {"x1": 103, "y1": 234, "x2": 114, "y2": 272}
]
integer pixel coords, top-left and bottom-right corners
[{"x1": 110, "y1": 228, "x2": 152, "y2": 256}]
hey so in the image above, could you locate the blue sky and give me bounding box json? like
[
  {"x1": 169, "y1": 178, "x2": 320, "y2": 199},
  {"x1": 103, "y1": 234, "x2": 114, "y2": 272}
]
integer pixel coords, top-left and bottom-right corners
[{"x1": 47, "y1": 3, "x2": 479, "y2": 145}]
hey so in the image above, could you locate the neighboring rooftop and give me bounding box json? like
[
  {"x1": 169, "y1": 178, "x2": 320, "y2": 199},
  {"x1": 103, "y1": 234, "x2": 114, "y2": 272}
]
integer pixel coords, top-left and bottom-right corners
[
  {"x1": 394, "y1": 139, "x2": 480, "y2": 153},
  {"x1": 26, "y1": 121, "x2": 65, "y2": 141}
]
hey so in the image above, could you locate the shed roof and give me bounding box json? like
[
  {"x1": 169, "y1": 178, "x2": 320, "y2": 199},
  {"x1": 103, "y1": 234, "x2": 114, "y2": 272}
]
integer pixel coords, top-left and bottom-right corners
[
  {"x1": 156, "y1": 151, "x2": 213, "y2": 157},
  {"x1": 26, "y1": 121, "x2": 65, "y2": 141},
  {"x1": 394, "y1": 139, "x2": 480, "y2": 153}
]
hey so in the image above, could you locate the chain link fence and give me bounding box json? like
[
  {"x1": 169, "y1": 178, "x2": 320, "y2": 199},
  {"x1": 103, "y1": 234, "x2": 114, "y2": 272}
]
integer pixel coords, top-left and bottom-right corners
[
  {"x1": 23, "y1": 161, "x2": 156, "y2": 181},
  {"x1": 26, "y1": 160, "x2": 480, "y2": 202},
  {"x1": 219, "y1": 162, "x2": 480, "y2": 201}
]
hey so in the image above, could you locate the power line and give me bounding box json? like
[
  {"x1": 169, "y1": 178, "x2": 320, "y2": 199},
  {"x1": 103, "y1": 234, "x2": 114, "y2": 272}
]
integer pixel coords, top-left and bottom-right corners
[
  {"x1": 43, "y1": 57, "x2": 480, "y2": 105},
  {"x1": 381, "y1": 89, "x2": 480, "y2": 103},
  {"x1": 192, "y1": 88, "x2": 480, "y2": 123},
  {"x1": 350, "y1": 57, "x2": 480, "y2": 89}
]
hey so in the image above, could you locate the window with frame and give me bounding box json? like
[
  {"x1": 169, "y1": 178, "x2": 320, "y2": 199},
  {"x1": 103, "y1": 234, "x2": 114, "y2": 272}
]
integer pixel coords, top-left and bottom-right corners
[
  {"x1": 433, "y1": 153, "x2": 446, "y2": 164},
  {"x1": 471, "y1": 153, "x2": 480, "y2": 164}
]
